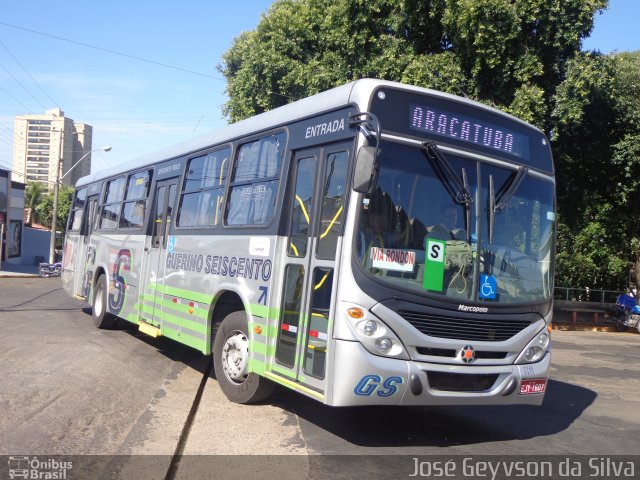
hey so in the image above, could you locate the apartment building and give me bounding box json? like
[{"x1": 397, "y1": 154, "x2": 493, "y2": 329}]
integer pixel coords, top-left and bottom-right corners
[{"x1": 12, "y1": 108, "x2": 93, "y2": 188}]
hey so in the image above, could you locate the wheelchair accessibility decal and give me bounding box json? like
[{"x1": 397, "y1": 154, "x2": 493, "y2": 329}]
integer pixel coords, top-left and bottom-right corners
[{"x1": 479, "y1": 274, "x2": 497, "y2": 299}]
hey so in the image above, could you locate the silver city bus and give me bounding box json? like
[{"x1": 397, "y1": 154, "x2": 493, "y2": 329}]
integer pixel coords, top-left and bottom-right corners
[{"x1": 62, "y1": 79, "x2": 555, "y2": 406}]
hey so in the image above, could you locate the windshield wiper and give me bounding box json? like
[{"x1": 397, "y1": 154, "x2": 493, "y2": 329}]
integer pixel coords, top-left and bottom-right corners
[
  {"x1": 422, "y1": 142, "x2": 473, "y2": 241},
  {"x1": 488, "y1": 166, "x2": 527, "y2": 243},
  {"x1": 422, "y1": 142, "x2": 472, "y2": 208},
  {"x1": 494, "y1": 166, "x2": 526, "y2": 213}
]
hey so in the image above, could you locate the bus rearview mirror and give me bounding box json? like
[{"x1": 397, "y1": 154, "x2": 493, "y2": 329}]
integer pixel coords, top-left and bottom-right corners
[{"x1": 353, "y1": 146, "x2": 379, "y2": 193}]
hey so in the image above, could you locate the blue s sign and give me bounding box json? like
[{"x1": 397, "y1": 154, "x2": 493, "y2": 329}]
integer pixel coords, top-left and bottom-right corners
[{"x1": 354, "y1": 375, "x2": 404, "y2": 397}]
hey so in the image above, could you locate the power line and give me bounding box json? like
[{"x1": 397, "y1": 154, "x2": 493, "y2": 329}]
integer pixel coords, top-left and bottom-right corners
[
  {"x1": 0, "y1": 84, "x2": 33, "y2": 112},
  {"x1": 0, "y1": 38, "x2": 58, "y2": 107},
  {"x1": 0, "y1": 21, "x2": 223, "y2": 81},
  {"x1": 0, "y1": 59, "x2": 47, "y2": 110},
  {"x1": 0, "y1": 121, "x2": 13, "y2": 133},
  {"x1": 0, "y1": 131, "x2": 13, "y2": 144}
]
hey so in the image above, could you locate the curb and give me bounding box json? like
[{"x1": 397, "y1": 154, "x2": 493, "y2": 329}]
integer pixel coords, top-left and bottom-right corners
[
  {"x1": 551, "y1": 323, "x2": 639, "y2": 334},
  {"x1": 0, "y1": 273, "x2": 40, "y2": 278}
]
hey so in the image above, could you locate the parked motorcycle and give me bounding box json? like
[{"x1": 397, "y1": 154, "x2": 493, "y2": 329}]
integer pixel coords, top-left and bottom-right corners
[
  {"x1": 39, "y1": 262, "x2": 62, "y2": 278},
  {"x1": 614, "y1": 294, "x2": 640, "y2": 333}
]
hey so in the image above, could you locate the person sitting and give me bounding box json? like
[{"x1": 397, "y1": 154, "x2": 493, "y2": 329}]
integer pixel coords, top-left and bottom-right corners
[{"x1": 427, "y1": 204, "x2": 467, "y2": 241}]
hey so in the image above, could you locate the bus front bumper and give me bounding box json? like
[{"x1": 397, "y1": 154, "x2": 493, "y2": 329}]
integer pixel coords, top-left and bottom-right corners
[{"x1": 328, "y1": 339, "x2": 550, "y2": 407}]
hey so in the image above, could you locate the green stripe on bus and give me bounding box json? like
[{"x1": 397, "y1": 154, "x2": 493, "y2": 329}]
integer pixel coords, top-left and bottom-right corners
[
  {"x1": 159, "y1": 298, "x2": 209, "y2": 320},
  {"x1": 140, "y1": 293, "x2": 157, "y2": 303},
  {"x1": 251, "y1": 341, "x2": 268, "y2": 357},
  {"x1": 269, "y1": 363, "x2": 297, "y2": 379},
  {"x1": 249, "y1": 304, "x2": 280, "y2": 319},
  {"x1": 161, "y1": 324, "x2": 206, "y2": 351},
  {"x1": 161, "y1": 311, "x2": 208, "y2": 335},
  {"x1": 148, "y1": 282, "x2": 214, "y2": 304}
]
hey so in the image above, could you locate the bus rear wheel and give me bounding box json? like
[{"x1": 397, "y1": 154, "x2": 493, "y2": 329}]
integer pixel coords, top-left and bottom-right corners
[
  {"x1": 92, "y1": 274, "x2": 117, "y2": 329},
  {"x1": 213, "y1": 310, "x2": 274, "y2": 404}
]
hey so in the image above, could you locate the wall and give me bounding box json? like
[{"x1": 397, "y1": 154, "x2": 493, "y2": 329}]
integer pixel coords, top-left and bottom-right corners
[{"x1": 22, "y1": 227, "x2": 50, "y2": 266}]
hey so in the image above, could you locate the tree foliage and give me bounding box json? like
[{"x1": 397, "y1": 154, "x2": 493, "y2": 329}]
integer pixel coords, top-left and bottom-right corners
[
  {"x1": 24, "y1": 182, "x2": 45, "y2": 225},
  {"x1": 219, "y1": 0, "x2": 606, "y2": 128},
  {"x1": 219, "y1": 0, "x2": 640, "y2": 292},
  {"x1": 36, "y1": 185, "x2": 74, "y2": 243},
  {"x1": 552, "y1": 51, "x2": 640, "y2": 291}
]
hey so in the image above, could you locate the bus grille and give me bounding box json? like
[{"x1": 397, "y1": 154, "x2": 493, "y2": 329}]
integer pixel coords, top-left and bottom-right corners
[
  {"x1": 427, "y1": 372, "x2": 499, "y2": 392},
  {"x1": 398, "y1": 310, "x2": 531, "y2": 341}
]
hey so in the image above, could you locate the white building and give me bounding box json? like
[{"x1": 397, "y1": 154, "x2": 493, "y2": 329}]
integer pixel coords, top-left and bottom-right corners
[{"x1": 12, "y1": 108, "x2": 93, "y2": 188}]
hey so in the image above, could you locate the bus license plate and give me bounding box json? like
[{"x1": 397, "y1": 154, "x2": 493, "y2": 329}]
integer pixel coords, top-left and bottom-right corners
[{"x1": 519, "y1": 379, "x2": 546, "y2": 395}]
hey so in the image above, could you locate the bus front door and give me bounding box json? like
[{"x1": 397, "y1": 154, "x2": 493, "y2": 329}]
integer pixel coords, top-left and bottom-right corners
[
  {"x1": 273, "y1": 143, "x2": 350, "y2": 397},
  {"x1": 140, "y1": 178, "x2": 178, "y2": 328}
]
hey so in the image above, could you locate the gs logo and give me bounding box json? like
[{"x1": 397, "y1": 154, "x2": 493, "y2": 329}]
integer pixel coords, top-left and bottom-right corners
[{"x1": 354, "y1": 375, "x2": 404, "y2": 397}]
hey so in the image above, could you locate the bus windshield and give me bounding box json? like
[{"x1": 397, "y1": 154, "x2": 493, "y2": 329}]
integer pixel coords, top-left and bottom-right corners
[{"x1": 356, "y1": 140, "x2": 555, "y2": 304}]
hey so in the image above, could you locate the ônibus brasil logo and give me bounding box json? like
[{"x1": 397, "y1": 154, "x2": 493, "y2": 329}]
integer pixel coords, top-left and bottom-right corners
[{"x1": 8, "y1": 456, "x2": 73, "y2": 479}]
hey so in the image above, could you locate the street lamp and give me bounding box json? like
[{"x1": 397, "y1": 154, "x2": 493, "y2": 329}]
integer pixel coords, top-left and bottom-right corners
[{"x1": 49, "y1": 146, "x2": 112, "y2": 263}]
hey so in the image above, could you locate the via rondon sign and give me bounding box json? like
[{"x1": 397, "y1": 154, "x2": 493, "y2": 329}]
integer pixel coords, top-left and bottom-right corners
[{"x1": 370, "y1": 247, "x2": 416, "y2": 272}]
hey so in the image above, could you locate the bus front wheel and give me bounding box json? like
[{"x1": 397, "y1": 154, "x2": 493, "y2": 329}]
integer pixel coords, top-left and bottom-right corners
[
  {"x1": 213, "y1": 310, "x2": 274, "y2": 404},
  {"x1": 92, "y1": 274, "x2": 117, "y2": 329}
]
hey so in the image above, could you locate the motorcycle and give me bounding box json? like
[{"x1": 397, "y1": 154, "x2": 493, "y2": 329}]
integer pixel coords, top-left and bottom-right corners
[
  {"x1": 39, "y1": 262, "x2": 62, "y2": 278},
  {"x1": 614, "y1": 294, "x2": 640, "y2": 333}
]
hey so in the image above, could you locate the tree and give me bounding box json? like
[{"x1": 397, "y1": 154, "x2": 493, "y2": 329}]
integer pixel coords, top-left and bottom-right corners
[
  {"x1": 220, "y1": 0, "x2": 640, "y2": 292},
  {"x1": 219, "y1": 0, "x2": 607, "y2": 130},
  {"x1": 24, "y1": 182, "x2": 45, "y2": 225},
  {"x1": 36, "y1": 185, "x2": 74, "y2": 246},
  {"x1": 552, "y1": 51, "x2": 640, "y2": 291}
]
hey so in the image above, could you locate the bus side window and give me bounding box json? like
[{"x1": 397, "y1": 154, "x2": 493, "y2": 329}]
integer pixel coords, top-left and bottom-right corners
[
  {"x1": 119, "y1": 171, "x2": 151, "y2": 229},
  {"x1": 226, "y1": 133, "x2": 285, "y2": 226},
  {"x1": 68, "y1": 188, "x2": 87, "y2": 232},
  {"x1": 178, "y1": 148, "x2": 230, "y2": 228},
  {"x1": 100, "y1": 177, "x2": 125, "y2": 229}
]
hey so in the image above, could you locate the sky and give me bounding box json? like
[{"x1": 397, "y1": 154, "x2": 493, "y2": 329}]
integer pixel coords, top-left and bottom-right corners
[{"x1": 0, "y1": 0, "x2": 638, "y2": 178}]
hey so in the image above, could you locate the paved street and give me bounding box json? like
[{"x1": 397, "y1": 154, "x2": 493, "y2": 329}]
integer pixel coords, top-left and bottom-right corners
[{"x1": 1, "y1": 277, "x2": 639, "y2": 479}]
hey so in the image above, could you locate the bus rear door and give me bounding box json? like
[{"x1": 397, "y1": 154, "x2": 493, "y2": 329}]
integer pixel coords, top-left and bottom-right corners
[
  {"x1": 140, "y1": 178, "x2": 178, "y2": 328},
  {"x1": 76, "y1": 194, "x2": 99, "y2": 299}
]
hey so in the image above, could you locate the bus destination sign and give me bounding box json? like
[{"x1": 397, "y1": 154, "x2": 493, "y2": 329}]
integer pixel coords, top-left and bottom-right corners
[{"x1": 409, "y1": 103, "x2": 529, "y2": 160}]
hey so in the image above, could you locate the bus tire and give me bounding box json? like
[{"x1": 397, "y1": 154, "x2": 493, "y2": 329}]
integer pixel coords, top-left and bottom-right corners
[
  {"x1": 92, "y1": 274, "x2": 117, "y2": 329},
  {"x1": 213, "y1": 310, "x2": 274, "y2": 404}
]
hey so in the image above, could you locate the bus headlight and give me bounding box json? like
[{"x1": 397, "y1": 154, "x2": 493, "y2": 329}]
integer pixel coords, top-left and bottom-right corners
[
  {"x1": 363, "y1": 320, "x2": 377, "y2": 336},
  {"x1": 346, "y1": 305, "x2": 409, "y2": 360},
  {"x1": 515, "y1": 328, "x2": 551, "y2": 364},
  {"x1": 375, "y1": 338, "x2": 393, "y2": 354}
]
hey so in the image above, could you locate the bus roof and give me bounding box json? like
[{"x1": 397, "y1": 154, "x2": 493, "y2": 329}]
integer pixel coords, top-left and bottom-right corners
[{"x1": 76, "y1": 78, "x2": 539, "y2": 187}]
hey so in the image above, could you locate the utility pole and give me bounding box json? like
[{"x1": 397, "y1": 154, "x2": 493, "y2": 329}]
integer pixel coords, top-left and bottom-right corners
[{"x1": 48, "y1": 144, "x2": 111, "y2": 264}]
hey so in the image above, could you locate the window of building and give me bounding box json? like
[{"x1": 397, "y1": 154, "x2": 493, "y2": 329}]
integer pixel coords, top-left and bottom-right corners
[
  {"x1": 119, "y1": 171, "x2": 151, "y2": 229},
  {"x1": 226, "y1": 133, "x2": 285, "y2": 226},
  {"x1": 177, "y1": 147, "x2": 230, "y2": 228}
]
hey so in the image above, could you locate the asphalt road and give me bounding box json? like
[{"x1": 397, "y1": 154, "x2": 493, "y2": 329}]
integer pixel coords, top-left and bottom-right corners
[{"x1": 1, "y1": 277, "x2": 639, "y2": 480}]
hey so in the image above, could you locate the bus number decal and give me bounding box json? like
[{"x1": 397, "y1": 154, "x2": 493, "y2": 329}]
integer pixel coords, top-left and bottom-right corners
[
  {"x1": 354, "y1": 375, "x2": 404, "y2": 397},
  {"x1": 109, "y1": 249, "x2": 132, "y2": 315}
]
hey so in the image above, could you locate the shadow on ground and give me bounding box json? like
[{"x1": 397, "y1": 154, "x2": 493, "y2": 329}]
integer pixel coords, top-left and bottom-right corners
[
  {"x1": 269, "y1": 378, "x2": 595, "y2": 448},
  {"x1": 81, "y1": 309, "x2": 596, "y2": 448}
]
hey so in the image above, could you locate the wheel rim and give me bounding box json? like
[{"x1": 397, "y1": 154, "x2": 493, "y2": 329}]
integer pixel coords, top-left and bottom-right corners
[
  {"x1": 95, "y1": 284, "x2": 104, "y2": 316},
  {"x1": 221, "y1": 330, "x2": 249, "y2": 384}
]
